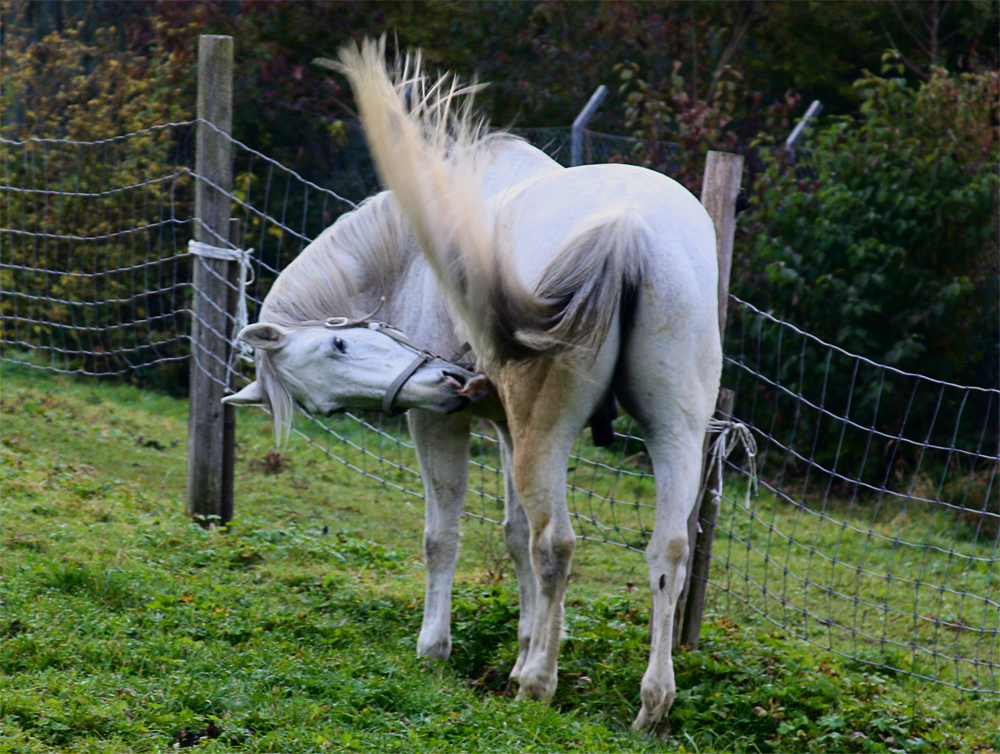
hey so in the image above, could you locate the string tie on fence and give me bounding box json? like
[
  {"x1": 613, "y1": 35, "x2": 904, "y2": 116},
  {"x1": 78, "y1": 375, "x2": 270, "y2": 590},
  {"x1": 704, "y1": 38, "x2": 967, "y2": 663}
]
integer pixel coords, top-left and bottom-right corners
[
  {"x1": 707, "y1": 418, "x2": 758, "y2": 509},
  {"x1": 188, "y1": 240, "x2": 256, "y2": 364}
]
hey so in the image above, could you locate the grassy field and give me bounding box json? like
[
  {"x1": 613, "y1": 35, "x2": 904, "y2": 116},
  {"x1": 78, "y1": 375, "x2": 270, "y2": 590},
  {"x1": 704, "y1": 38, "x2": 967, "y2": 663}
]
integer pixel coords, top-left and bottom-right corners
[
  {"x1": 291, "y1": 390, "x2": 999, "y2": 695},
  {"x1": 1, "y1": 362, "x2": 998, "y2": 753}
]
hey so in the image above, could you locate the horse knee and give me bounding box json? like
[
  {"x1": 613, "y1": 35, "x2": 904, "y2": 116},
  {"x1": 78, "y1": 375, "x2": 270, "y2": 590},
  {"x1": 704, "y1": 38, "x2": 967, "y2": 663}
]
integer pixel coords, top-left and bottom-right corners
[{"x1": 423, "y1": 530, "x2": 458, "y2": 568}]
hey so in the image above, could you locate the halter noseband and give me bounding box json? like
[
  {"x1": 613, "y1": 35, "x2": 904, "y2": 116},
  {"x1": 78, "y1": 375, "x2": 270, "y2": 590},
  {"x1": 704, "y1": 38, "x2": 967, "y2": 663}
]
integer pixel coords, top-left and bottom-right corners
[{"x1": 323, "y1": 299, "x2": 454, "y2": 417}]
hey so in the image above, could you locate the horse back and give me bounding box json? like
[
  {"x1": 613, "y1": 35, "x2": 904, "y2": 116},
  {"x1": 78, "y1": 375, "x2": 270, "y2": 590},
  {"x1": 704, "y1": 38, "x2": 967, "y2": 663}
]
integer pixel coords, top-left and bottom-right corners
[
  {"x1": 497, "y1": 163, "x2": 718, "y2": 309},
  {"x1": 480, "y1": 135, "x2": 563, "y2": 202}
]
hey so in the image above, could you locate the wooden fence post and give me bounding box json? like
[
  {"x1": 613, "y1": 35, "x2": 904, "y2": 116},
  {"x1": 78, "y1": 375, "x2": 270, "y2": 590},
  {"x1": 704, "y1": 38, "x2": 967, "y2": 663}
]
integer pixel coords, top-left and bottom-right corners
[
  {"x1": 674, "y1": 150, "x2": 745, "y2": 650},
  {"x1": 219, "y1": 216, "x2": 242, "y2": 526},
  {"x1": 187, "y1": 35, "x2": 235, "y2": 526}
]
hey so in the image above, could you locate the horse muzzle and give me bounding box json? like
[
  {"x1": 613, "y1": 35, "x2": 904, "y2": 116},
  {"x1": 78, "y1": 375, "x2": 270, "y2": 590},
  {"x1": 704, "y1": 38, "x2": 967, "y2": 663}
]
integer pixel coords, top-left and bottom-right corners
[{"x1": 396, "y1": 360, "x2": 484, "y2": 416}]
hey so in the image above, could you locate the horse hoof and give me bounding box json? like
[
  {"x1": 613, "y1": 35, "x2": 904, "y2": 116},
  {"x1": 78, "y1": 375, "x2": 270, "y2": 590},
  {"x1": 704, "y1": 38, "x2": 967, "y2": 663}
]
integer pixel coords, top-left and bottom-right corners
[
  {"x1": 631, "y1": 708, "x2": 670, "y2": 739},
  {"x1": 416, "y1": 636, "x2": 451, "y2": 661},
  {"x1": 632, "y1": 696, "x2": 673, "y2": 740},
  {"x1": 514, "y1": 670, "x2": 556, "y2": 701}
]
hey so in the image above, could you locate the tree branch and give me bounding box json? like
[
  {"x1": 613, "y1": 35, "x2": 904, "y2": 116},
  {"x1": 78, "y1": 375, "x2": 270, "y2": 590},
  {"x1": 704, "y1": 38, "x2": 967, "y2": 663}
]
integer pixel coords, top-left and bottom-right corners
[
  {"x1": 875, "y1": 5, "x2": 930, "y2": 79},
  {"x1": 889, "y1": 0, "x2": 933, "y2": 60},
  {"x1": 706, "y1": 1, "x2": 759, "y2": 102}
]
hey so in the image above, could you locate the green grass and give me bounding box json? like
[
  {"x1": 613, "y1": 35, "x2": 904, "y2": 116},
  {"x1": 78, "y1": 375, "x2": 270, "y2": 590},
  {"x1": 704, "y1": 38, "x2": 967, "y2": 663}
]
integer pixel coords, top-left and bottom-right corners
[
  {"x1": 294, "y1": 389, "x2": 999, "y2": 694},
  {"x1": 2, "y1": 363, "x2": 998, "y2": 753},
  {"x1": 707, "y1": 488, "x2": 999, "y2": 691}
]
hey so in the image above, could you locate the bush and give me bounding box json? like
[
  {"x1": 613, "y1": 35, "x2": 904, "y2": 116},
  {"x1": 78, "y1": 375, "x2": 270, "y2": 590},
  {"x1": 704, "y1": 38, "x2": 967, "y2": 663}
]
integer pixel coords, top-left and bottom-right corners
[
  {"x1": 731, "y1": 67, "x2": 999, "y2": 483},
  {"x1": 741, "y1": 67, "x2": 998, "y2": 384}
]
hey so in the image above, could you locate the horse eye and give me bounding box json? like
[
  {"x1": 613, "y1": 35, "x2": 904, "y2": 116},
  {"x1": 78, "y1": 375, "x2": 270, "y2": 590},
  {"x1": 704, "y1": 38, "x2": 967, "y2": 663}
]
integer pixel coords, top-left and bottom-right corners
[{"x1": 333, "y1": 336, "x2": 347, "y2": 354}]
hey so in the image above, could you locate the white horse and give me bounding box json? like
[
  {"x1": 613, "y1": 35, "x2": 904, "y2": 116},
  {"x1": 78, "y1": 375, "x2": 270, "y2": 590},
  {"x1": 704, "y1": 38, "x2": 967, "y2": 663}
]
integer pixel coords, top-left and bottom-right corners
[{"x1": 225, "y1": 41, "x2": 721, "y2": 731}]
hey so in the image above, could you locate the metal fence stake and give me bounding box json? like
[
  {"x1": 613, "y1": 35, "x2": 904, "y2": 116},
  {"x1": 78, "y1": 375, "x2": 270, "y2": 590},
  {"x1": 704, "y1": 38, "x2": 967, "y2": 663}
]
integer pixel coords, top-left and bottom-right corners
[
  {"x1": 784, "y1": 100, "x2": 823, "y2": 163},
  {"x1": 570, "y1": 85, "x2": 607, "y2": 167},
  {"x1": 187, "y1": 35, "x2": 235, "y2": 526},
  {"x1": 674, "y1": 150, "x2": 745, "y2": 650}
]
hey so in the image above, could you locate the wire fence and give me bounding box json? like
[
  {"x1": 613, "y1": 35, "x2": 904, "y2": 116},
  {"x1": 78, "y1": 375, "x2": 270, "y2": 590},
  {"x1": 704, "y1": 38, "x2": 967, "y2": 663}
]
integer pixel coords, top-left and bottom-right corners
[
  {"x1": 1, "y1": 121, "x2": 996, "y2": 694},
  {"x1": 717, "y1": 297, "x2": 998, "y2": 693},
  {"x1": 507, "y1": 126, "x2": 677, "y2": 172},
  {"x1": 1, "y1": 123, "x2": 196, "y2": 380}
]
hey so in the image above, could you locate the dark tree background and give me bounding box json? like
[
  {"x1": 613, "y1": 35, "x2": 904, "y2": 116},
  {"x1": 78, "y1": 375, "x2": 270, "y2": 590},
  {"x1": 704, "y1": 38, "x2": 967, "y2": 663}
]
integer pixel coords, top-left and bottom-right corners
[
  {"x1": 2, "y1": 0, "x2": 997, "y2": 397},
  {"x1": 5, "y1": 1, "x2": 996, "y2": 170}
]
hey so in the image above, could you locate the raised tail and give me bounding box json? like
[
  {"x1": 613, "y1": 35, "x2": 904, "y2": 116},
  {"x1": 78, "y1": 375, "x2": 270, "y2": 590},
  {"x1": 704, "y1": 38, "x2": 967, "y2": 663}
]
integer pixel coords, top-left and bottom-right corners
[{"x1": 336, "y1": 39, "x2": 646, "y2": 368}]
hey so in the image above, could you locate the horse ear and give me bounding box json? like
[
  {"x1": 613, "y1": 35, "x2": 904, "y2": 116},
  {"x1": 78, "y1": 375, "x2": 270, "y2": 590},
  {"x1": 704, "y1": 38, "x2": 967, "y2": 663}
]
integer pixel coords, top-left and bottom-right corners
[
  {"x1": 238, "y1": 323, "x2": 288, "y2": 351},
  {"x1": 222, "y1": 380, "x2": 266, "y2": 406}
]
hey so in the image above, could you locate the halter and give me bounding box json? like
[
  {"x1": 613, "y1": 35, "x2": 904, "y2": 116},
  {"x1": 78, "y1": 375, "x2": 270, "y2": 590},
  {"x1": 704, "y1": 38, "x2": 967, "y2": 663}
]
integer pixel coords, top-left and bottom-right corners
[{"x1": 323, "y1": 298, "x2": 468, "y2": 417}]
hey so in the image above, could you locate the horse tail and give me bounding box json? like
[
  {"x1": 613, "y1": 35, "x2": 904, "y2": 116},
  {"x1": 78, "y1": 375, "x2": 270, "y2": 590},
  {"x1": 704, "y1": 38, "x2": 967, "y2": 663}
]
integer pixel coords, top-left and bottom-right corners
[
  {"x1": 336, "y1": 39, "x2": 506, "y2": 361},
  {"x1": 336, "y1": 38, "x2": 646, "y2": 367},
  {"x1": 497, "y1": 206, "x2": 648, "y2": 363}
]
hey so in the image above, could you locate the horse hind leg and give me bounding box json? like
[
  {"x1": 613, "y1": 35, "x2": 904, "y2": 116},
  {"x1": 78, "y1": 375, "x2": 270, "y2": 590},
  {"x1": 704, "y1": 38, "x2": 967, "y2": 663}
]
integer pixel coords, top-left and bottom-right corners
[
  {"x1": 617, "y1": 331, "x2": 720, "y2": 731},
  {"x1": 510, "y1": 439, "x2": 577, "y2": 703},
  {"x1": 495, "y1": 422, "x2": 537, "y2": 683},
  {"x1": 628, "y1": 416, "x2": 709, "y2": 732},
  {"x1": 497, "y1": 356, "x2": 612, "y2": 702},
  {"x1": 409, "y1": 410, "x2": 471, "y2": 660}
]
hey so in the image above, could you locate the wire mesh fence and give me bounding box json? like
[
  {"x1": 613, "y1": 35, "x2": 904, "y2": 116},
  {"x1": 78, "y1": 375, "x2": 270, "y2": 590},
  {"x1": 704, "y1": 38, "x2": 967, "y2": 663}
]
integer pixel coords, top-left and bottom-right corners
[
  {"x1": 1, "y1": 120, "x2": 996, "y2": 693},
  {"x1": 1, "y1": 123, "x2": 196, "y2": 381},
  {"x1": 714, "y1": 297, "x2": 998, "y2": 692},
  {"x1": 509, "y1": 126, "x2": 677, "y2": 171}
]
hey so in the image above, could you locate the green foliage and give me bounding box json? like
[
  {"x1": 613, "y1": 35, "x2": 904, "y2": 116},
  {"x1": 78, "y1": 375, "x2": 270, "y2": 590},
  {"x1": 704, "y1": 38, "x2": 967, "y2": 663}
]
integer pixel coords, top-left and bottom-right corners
[
  {"x1": 741, "y1": 68, "x2": 998, "y2": 383},
  {"x1": 0, "y1": 5, "x2": 198, "y2": 388},
  {"x1": 1, "y1": 2, "x2": 197, "y2": 140},
  {"x1": 616, "y1": 58, "x2": 746, "y2": 194},
  {"x1": 448, "y1": 586, "x2": 520, "y2": 681}
]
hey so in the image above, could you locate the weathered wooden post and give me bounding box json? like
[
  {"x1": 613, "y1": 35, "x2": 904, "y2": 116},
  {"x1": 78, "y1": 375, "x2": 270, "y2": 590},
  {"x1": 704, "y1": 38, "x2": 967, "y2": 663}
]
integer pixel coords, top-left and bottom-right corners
[
  {"x1": 187, "y1": 35, "x2": 235, "y2": 526},
  {"x1": 674, "y1": 151, "x2": 745, "y2": 650},
  {"x1": 219, "y1": 216, "x2": 242, "y2": 526}
]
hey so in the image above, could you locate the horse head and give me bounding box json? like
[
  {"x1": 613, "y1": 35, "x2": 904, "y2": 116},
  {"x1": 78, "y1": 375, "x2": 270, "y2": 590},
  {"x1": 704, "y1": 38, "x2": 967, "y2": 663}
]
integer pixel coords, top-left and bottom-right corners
[{"x1": 223, "y1": 320, "x2": 488, "y2": 417}]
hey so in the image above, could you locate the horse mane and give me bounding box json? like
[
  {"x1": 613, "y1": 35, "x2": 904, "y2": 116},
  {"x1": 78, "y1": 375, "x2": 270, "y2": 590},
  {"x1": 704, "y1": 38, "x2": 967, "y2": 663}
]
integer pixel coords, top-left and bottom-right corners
[
  {"x1": 337, "y1": 38, "x2": 646, "y2": 370},
  {"x1": 255, "y1": 189, "x2": 410, "y2": 445},
  {"x1": 260, "y1": 190, "x2": 409, "y2": 329}
]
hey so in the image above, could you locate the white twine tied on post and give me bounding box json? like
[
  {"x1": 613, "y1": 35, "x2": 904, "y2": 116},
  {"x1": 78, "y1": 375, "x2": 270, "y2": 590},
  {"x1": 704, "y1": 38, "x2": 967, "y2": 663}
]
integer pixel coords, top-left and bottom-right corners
[
  {"x1": 187, "y1": 240, "x2": 256, "y2": 365},
  {"x1": 706, "y1": 418, "x2": 759, "y2": 509}
]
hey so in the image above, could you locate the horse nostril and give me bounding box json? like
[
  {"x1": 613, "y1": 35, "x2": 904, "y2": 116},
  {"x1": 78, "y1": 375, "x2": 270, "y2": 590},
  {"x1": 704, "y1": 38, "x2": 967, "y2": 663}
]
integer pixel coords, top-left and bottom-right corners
[{"x1": 443, "y1": 370, "x2": 467, "y2": 388}]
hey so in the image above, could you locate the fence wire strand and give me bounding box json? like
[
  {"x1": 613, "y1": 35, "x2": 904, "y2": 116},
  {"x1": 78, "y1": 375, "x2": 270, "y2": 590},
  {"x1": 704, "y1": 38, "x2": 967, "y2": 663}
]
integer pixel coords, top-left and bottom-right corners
[{"x1": 1, "y1": 121, "x2": 996, "y2": 694}]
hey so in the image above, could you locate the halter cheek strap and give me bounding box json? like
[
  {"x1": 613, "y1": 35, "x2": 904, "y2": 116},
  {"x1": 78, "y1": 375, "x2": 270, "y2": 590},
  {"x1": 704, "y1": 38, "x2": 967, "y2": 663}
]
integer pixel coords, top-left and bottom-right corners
[{"x1": 382, "y1": 350, "x2": 434, "y2": 416}]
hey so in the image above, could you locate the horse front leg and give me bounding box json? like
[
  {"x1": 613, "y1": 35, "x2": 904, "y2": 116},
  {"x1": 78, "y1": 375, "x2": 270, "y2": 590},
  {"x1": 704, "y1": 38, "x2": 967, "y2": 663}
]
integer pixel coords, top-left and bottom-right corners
[{"x1": 408, "y1": 409, "x2": 471, "y2": 660}]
